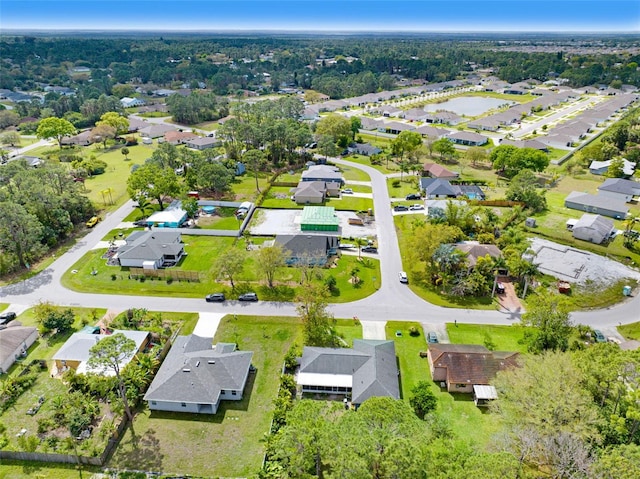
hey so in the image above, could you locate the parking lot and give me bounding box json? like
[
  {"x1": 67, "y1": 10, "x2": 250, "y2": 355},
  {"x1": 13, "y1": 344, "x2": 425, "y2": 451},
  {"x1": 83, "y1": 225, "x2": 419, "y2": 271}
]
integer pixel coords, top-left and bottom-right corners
[
  {"x1": 529, "y1": 237, "x2": 640, "y2": 285},
  {"x1": 248, "y1": 208, "x2": 378, "y2": 238}
]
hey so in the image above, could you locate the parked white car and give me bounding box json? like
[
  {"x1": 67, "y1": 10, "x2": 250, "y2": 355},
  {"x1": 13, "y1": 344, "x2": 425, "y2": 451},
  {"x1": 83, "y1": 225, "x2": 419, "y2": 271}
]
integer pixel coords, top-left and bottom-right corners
[
  {"x1": 398, "y1": 271, "x2": 408, "y2": 283},
  {"x1": 409, "y1": 204, "x2": 425, "y2": 211}
]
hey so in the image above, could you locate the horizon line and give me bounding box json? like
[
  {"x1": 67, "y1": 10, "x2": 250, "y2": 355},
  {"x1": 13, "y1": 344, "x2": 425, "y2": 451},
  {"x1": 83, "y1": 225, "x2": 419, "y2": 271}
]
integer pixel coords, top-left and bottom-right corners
[{"x1": 2, "y1": 28, "x2": 639, "y2": 35}]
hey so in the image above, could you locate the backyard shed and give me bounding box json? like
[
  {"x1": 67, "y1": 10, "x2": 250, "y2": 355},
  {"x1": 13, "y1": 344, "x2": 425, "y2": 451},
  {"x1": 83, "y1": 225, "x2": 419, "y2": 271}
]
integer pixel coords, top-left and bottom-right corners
[{"x1": 300, "y1": 206, "x2": 340, "y2": 232}]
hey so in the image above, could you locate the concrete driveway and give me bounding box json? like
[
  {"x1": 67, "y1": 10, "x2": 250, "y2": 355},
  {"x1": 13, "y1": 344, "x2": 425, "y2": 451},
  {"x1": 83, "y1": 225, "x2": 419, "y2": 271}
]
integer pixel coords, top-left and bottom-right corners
[{"x1": 361, "y1": 320, "x2": 387, "y2": 340}]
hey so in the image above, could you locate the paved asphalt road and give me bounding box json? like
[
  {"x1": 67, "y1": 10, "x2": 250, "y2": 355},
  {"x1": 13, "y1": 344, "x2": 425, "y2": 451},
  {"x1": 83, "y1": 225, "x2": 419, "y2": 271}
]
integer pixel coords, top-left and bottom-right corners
[{"x1": 1, "y1": 159, "x2": 639, "y2": 328}]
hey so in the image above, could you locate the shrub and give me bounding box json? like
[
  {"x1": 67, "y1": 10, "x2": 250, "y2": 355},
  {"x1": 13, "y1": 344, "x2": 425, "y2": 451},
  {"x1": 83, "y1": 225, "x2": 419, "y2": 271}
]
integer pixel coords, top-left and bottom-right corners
[
  {"x1": 37, "y1": 417, "x2": 56, "y2": 434},
  {"x1": 392, "y1": 179, "x2": 401, "y2": 188},
  {"x1": 409, "y1": 381, "x2": 438, "y2": 419},
  {"x1": 409, "y1": 326, "x2": 420, "y2": 337},
  {"x1": 111, "y1": 273, "x2": 117, "y2": 281}
]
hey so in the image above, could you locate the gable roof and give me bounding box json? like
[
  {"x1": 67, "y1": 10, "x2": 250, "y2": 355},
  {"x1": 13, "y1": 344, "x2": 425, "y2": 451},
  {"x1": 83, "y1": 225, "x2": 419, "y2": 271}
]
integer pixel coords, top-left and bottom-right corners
[
  {"x1": 447, "y1": 131, "x2": 489, "y2": 144},
  {"x1": 0, "y1": 323, "x2": 37, "y2": 367},
  {"x1": 429, "y1": 343, "x2": 519, "y2": 385},
  {"x1": 164, "y1": 130, "x2": 197, "y2": 144},
  {"x1": 573, "y1": 214, "x2": 614, "y2": 234},
  {"x1": 565, "y1": 191, "x2": 629, "y2": 215},
  {"x1": 590, "y1": 159, "x2": 635, "y2": 176},
  {"x1": 117, "y1": 230, "x2": 183, "y2": 262},
  {"x1": 275, "y1": 234, "x2": 338, "y2": 257},
  {"x1": 301, "y1": 165, "x2": 343, "y2": 182},
  {"x1": 414, "y1": 125, "x2": 451, "y2": 138},
  {"x1": 598, "y1": 178, "x2": 640, "y2": 195},
  {"x1": 298, "y1": 339, "x2": 399, "y2": 404},
  {"x1": 144, "y1": 335, "x2": 253, "y2": 404},
  {"x1": 139, "y1": 124, "x2": 177, "y2": 138},
  {"x1": 423, "y1": 163, "x2": 458, "y2": 178},
  {"x1": 420, "y1": 178, "x2": 461, "y2": 196}
]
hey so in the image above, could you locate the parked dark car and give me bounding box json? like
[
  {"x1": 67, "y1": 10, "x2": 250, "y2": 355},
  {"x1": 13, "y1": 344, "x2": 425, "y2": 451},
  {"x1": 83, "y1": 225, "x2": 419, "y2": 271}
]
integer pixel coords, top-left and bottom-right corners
[
  {"x1": 406, "y1": 193, "x2": 421, "y2": 200},
  {"x1": 496, "y1": 282, "x2": 505, "y2": 294},
  {"x1": 394, "y1": 205, "x2": 409, "y2": 212},
  {"x1": 238, "y1": 292, "x2": 258, "y2": 302},
  {"x1": 205, "y1": 293, "x2": 226, "y2": 302},
  {"x1": 593, "y1": 330, "x2": 606, "y2": 343},
  {"x1": 361, "y1": 246, "x2": 378, "y2": 253},
  {"x1": 0, "y1": 311, "x2": 17, "y2": 326}
]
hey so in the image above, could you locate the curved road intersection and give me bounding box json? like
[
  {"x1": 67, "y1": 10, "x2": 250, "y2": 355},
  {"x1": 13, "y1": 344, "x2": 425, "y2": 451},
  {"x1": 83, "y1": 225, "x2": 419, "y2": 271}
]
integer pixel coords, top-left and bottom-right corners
[{"x1": 1, "y1": 159, "x2": 638, "y2": 329}]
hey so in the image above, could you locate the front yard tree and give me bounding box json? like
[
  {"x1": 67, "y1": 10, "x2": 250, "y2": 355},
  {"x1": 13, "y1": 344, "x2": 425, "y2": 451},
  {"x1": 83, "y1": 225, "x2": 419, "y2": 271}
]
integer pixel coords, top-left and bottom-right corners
[
  {"x1": 256, "y1": 243, "x2": 285, "y2": 288},
  {"x1": 0, "y1": 201, "x2": 45, "y2": 268},
  {"x1": 521, "y1": 293, "x2": 573, "y2": 353},
  {"x1": 127, "y1": 163, "x2": 182, "y2": 211},
  {"x1": 0, "y1": 131, "x2": 21, "y2": 147},
  {"x1": 96, "y1": 111, "x2": 129, "y2": 137},
  {"x1": 212, "y1": 248, "x2": 245, "y2": 289},
  {"x1": 89, "y1": 123, "x2": 116, "y2": 148},
  {"x1": 467, "y1": 146, "x2": 488, "y2": 167},
  {"x1": 36, "y1": 116, "x2": 76, "y2": 149},
  {"x1": 120, "y1": 147, "x2": 130, "y2": 160},
  {"x1": 505, "y1": 169, "x2": 547, "y2": 213},
  {"x1": 391, "y1": 130, "x2": 422, "y2": 163},
  {"x1": 315, "y1": 113, "x2": 352, "y2": 144},
  {"x1": 242, "y1": 149, "x2": 266, "y2": 193},
  {"x1": 317, "y1": 134, "x2": 339, "y2": 159},
  {"x1": 432, "y1": 137, "x2": 456, "y2": 162},
  {"x1": 296, "y1": 282, "x2": 340, "y2": 347},
  {"x1": 409, "y1": 380, "x2": 438, "y2": 419},
  {"x1": 87, "y1": 332, "x2": 137, "y2": 422}
]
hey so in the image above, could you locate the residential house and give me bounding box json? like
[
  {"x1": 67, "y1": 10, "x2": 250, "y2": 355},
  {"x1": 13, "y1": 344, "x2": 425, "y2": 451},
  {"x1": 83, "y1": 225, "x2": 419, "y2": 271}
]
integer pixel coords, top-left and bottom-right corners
[
  {"x1": 424, "y1": 111, "x2": 463, "y2": 125},
  {"x1": 597, "y1": 178, "x2": 640, "y2": 202},
  {"x1": 139, "y1": 124, "x2": 177, "y2": 139},
  {"x1": 503, "y1": 88, "x2": 526, "y2": 95},
  {"x1": 144, "y1": 335, "x2": 253, "y2": 414},
  {"x1": 61, "y1": 130, "x2": 92, "y2": 147},
  {"x1": 403, "y1": 107, "x2": 430, "y2": 122},
  {"x1": 127, "y1": 117, "x2": 149, "y2": 132},
  {"x1": 184, "y1": 136, "x2": 221, "y2": 150},
  {"x1": 414, "y1": 125, "x2": 451, "y2": 139},
  {"x1": 589, "y1": 159, "x2": 636, "y2": 177},
  {"x1": 120, "y1": 97, "x2": 146, "y2": 108},
  {"x1": 348, "y1": 143, "x2": 382, "y2": 156},
  {"x1": 539, "y1": 134, "x2": 575, "y2": 150},
  {"x1": 117, "y1": 230, "x2": 186, "y2": 269},
  {"x1": 427, "y1": 343, "x2": 519, "y2": 393},
  {"x1": 383, "y1": 121, "x2": 416, "y2": 135},
  {"x1": 446, "y1": 131, "x2": 489, "y2": 146},
  {"x1": 467, "y1": 117, "x2": 502, "y2": 132},
  {"x1": 297, "y1": 339, "x2": 400, "y2": 406},
  {"x1": 423, "y1": 163, "x2": 459, "y2": 180},
  {"x1": 164, "y1": 130, "x2": 198, "y2": 145},
  {"x1": 571, "y1": 214, "x2": 614, "y2": 244},
  {"x1": 301, "y1": 165, "x2": 344, "y2": 186},
  {"x1": 420, "y1": 178, "x2": 460, "y2": 199},
  {"x1": 564, "y1": 191, "x2": 629, "y2": 219},
  {"x1": 454, "y1": 242, "x2": 503, "y2": 269},
  {"x1": 274, "y1": 234, "x2": 339, "y2": 266},
  {"x1": 0, "y1": 323, "x2": 38, "y2": 374},
  {"x1": 44, "y1": 86, "x2": 76, "y2": 96},
  {"x1": 145, "y1": 205, "x2": 188, "y2": 228},
  {"x1": 12, "y1": 155, "x2": 44, "y2": 167},
  {"x1": 293, "y1": 181, "x2": 339, "y2": 204},
  {"x1": 53, "y1": 329, "x2": 149, "y2": 376},
  {"x1": 500, "y1": 138, "x2": 549, "y2": 152}
]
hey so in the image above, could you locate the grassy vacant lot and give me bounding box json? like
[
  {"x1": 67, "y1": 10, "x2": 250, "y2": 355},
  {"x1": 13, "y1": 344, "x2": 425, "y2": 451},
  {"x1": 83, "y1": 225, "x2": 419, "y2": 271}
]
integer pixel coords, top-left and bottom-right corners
[
  {"x1": 385, "y1": 322, "x2": 502, "y2": 448},
  {"x1": 394, "y1": 215, "x2": 497, "y2": 310},
  {"x1": 0, "y1": 460, "x2": 100, "y2": 479},
  {"x1": 61, "y1": 236, "x2": 380, "y2": 303},
  {"x1": 387, "y1": 176, "x2": 421, "y2": 198},
  {"x1": 619, "y1": 321, "x2": 640, "y2": 341},
  {"x1": 446, "y1": 323, "x2": 528, "y2": 353},
  {"x1": 109, "y1": 314, "x2": 303, "y2": 478}
]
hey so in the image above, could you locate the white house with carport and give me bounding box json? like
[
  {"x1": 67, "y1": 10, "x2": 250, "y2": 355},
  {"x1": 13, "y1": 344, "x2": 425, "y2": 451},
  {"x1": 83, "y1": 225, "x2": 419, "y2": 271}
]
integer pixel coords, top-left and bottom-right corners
[
  {"x1": 589, "y1": 159, "x2": 636, "y2": 177},
  {"x1": 0, "y1": 323, "x2": 38, "y2": 374},
  {"x1": 297, "y1": 339, "x2": 399, "y2": 406},
  {"x1": 570, "y1": 214, "x2": 615, "y2": 244},
  {"x1": 145, "y1": 206, "x2": 188, "y2": 228},
  {"x1": 144, "y1": 335, "x2": 253, "y2": 414},
  {"x1": 120, "y1": 97, "x2": 146, "y2": 108},
  {"x1": 117, "y1": 230, "x2": 185, "y2": 269}
]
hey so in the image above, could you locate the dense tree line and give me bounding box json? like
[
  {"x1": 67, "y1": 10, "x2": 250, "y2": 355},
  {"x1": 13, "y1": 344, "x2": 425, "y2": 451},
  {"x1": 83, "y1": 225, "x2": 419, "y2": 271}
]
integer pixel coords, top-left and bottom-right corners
[
  {"x1": 2, "y1": 35, "x2": 638, "y2": 101},
  {"x1": 0, "y1": 161, "x2": 94, "y2": 273}
]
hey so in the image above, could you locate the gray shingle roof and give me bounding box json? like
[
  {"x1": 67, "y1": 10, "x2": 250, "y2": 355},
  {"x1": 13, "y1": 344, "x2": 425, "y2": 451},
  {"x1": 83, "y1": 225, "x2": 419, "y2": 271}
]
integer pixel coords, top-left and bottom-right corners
[
  {"x1": 275, "y1": 234, "x2": 338, "y2": 257},
  {"x1": 144, "y1": 335, "x2": 253, "y2": 404},
  {"x1": 420, "y1": 178, "x2": 461, "y2": 196},
  {"x1": 565, "y1": 191, "x2": 629, "y2": 215},
  {"x1": 298, "y1": 339, "x2": 399, "y2": 404},
  {"x1": 0, "y1": 323, "x2": 37, "y2": 368},
  {"x1": 117, "y1": 231, "x2": 183, "y2": 262},
  {"x1": 598, "y1": 178, "x2": 640, "y2": 195}
]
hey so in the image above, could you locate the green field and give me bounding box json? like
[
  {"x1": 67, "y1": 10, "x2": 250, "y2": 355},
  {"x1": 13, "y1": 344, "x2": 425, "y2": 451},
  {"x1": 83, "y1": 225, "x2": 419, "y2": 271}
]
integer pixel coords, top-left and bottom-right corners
[
  {"x1": 446, "y1": 323, "x2": 528, "y2": 353},
  {"x1": 619, "y1": 321, "x2": 640, "y2": 341}
]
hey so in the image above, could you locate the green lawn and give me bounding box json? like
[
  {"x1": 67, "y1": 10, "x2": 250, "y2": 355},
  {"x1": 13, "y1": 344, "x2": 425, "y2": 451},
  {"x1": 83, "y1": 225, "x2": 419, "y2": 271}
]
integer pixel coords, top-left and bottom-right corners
[
  {"x1": 387, "y1": 176, "x2": 421, "y2": 198},
  {"x1": 0, "y1": 460, "x2": 100, "y2": 479},
  {"x1": 446, "y1": 323, "x2": 528, "y2": 353},
  {"x1": 108, "y1": 315, "x2": 303, "y2": 478},
  {"x1": 618, "y1": 321, "x2": 640, "y2": 341},
  {"x1": 385, "y1": 322, "x2": 502, "y2": 448},
  {"x1": 385, "y1": 322, "x2": 431, "y2": 399},
  {"x1": 335, "y1": 318, "x2": 363, "y2": 347},
  {"x1": 344, "y1": 151, "x2": 398, "y2": 175},
  {"x1": 228, "y1": 172, "x2": 271, "y2": 202},
  {"x1": 61, "y1": 236, "x2": 380, "y2": 303},
  {"x1": 337, "y1": 159, "x2": 373, "y2": 181}
]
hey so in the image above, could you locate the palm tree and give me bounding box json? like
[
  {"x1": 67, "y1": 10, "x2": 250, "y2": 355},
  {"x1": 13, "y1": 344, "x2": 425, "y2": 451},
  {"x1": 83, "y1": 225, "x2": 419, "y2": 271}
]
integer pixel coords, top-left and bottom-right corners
[
  {"x1": 134, "y1": 194, "x2": 153, "y2": 220},
  {"x1": 354, "y1": 237, "x2": 367, "y2": 260}
]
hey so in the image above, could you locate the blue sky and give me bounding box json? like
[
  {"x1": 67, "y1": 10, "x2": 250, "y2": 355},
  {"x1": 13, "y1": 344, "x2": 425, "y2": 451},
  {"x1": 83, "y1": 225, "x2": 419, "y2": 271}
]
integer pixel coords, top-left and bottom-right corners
[{"x1": 1, "y1": 1, "x2": 638, "y2": 33}]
